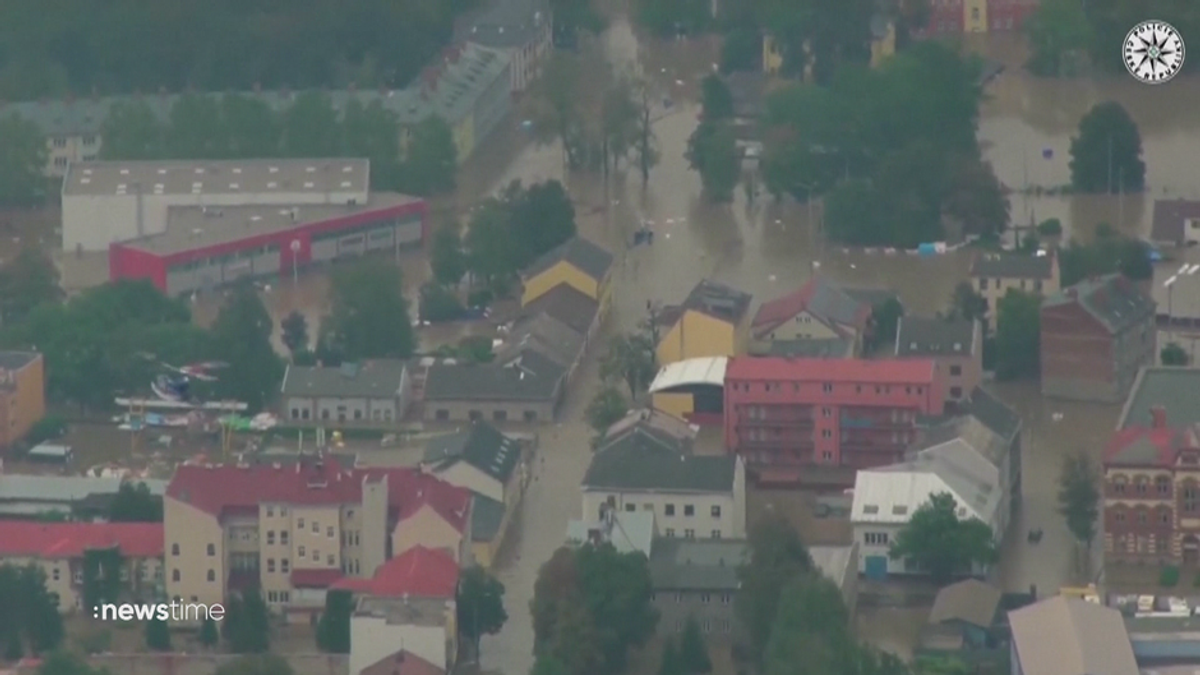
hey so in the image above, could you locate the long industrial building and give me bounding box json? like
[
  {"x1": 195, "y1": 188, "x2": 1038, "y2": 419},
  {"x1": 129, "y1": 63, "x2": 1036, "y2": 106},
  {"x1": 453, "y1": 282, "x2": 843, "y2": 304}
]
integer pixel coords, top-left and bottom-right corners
[{"x1": 77, "y1": 159, "x2": 427, "y2": 296}]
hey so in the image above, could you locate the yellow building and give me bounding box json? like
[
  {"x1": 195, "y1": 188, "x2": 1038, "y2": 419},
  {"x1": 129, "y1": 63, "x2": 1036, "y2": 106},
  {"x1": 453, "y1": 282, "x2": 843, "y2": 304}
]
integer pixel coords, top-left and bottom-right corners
[
  {"x1": 763, "y1": 15, "x2": 896, "y2": 76},
  {"x1": 964, "y1": 0, "x2": 988, "y2": 32},
  {"x1": 520, "y1": 236, "x2": 615, "y2": 313},
  {"x1": 648, "y1": 357, "x2": 729, "y2": 424},
  {"x1": 969, "y1": 251, "x2": 1060, "y2": 326},
  {"x1": 656, "y1": 279, "x2": 753, "y2": 366}
]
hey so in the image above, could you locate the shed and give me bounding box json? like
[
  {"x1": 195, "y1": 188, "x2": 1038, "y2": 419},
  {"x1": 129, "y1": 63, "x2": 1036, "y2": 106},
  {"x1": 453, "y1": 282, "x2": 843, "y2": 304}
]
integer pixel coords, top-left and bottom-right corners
[{"x1": 27, "y1": 443, "x2": 72, "y2": 464}]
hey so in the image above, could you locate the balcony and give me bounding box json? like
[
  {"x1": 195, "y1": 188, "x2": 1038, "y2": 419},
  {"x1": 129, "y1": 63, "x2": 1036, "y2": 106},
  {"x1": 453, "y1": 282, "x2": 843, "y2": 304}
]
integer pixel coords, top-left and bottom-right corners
[{"x1": 736, "y1": 435, "x2": 815, "y2": 450}]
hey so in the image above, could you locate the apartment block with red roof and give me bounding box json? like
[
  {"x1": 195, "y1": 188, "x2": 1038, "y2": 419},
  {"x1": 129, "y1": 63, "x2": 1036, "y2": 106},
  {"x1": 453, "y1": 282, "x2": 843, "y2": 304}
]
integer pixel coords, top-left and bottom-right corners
[
  {"x1": 1103, "y1": 405, "x2": 1200, "y2": 566},
  {"x1": 724, "y1": 357, "x2": 945, "y2": 485},
  {"x1": 163, "y1": 456, "x2": 471, "y2": 620},
  {"x1": 0, "y1": 521, "x2": 163, "y2": 612},
  {"x1": 343, "y1": 546, "x2": 460, "y2": 675}
]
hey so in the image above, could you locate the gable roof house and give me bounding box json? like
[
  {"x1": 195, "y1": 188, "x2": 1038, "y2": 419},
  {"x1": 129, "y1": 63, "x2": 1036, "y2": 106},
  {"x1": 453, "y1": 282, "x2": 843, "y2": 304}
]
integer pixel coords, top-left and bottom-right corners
[
  {"x1": 422, "y1": 349, "x2": 566, "y2": 423},
  {"x1": 969, "y1": 252, "x2": 1060, "y2": 324},
  {"x1": 515, "y1": 283, "x2": 602, "y2": 344},
  {"x1": 583, "y1": 411, "x2": 746, "y2": 539},
  {"x1": 1041, "y1": 273, "x2": 1156, "y2": 403},
  {"x1": 1150, "y1": 199, "x2": 1200, "y2": 247},
  {"x1": 455, "y1": 0, "x2": 551, "y2": 93},
  {"x1": 922, "y1": 579, "x2": 1003, "y2": 651},
  {"x1": 656, "y1": 279, "x2": 753, "y2": 365},
  {"x1": 519, "y1": 236, "x2": 615, "y2": 310},
  {"x1": 496, "y1": 311, "x2": 587, "y2": 384},
  {"x1": 1007, "y1": 596, "x2": 1138, "y2": 675},
  {"x1": 280, "y1": 360, "x2": 412, "y2": 426},
  {"x1": 894, "y1": 316, "x2": 983, "y2": 403},
  {"x1": 752, "y1": 276, "x2": 893, "y2": 355}
]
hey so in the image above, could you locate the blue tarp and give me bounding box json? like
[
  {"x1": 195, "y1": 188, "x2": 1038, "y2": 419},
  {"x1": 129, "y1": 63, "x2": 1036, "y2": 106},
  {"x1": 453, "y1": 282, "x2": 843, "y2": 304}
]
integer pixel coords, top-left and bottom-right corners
[{"x1": 917, "y1": 243, "x2": 937, "y2": 256}]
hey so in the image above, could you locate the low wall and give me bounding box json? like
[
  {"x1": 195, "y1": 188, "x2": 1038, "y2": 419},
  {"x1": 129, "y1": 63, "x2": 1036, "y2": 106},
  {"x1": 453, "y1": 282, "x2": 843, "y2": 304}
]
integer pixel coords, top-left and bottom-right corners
[{"x1": 80, "y1": 653, "x2": 349, "y2": 675}]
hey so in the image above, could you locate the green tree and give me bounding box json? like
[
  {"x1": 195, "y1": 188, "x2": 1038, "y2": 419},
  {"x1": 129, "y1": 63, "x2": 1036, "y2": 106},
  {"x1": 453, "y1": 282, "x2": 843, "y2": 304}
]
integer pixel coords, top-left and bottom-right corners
[
  {"x1": 280, "y1": 311, "x2": 309, "y2": 357},
  {"x1": 531, "y1": 549, "x2": 603, "y2": 675},
  {"x1": 736, "y1": 513, "x2": 814, "y2": 658},
  {"x1": 166, "y1": 94, "x2": 227, "y2": 159},
  {"x1": 632, "y1": 81, "x2": 661, "y2": 188},
  {"x1": 720, "y1": 28, "x2": 762, "y2": 73},
  {"x1": 224, "y1": 589, "x2": 270, "y2": 654},
  {"x1": 824, "y1": 180, "x2": 885, "y2": 246},
  {"x1": 342, "y1": 99, "x2": 404, "y2": 192},
  {"x1": 98, "y1": 100, "x2": 165, "y2": 160},
  {"x1": 0, "y1": 564, "x2": 64, "y2": 656},
  {"x1": 1024, "y1": 0, "x2": 1094, "y2": 76},
  {"x1": 431, "y1": 226, "x2": 467, "y2": 286},
  {"x1": 637, "y1": 0, "x2": 710, "y2": 35},
  {"x1": 35, "y1": 650, "x2": 108, "y2": 675},
  {"x1": 754, "y1": 0, "x2": 875, "y2": 83},
  {"x1": 199, "y1": 617, "x2": 220, "y2": 649},
  {"x1": 209, "y1": 283, "x2": 284, "y2": 411},
  {"x1": 316, "y1": 589, "x2": 353, "y2": 654},
  {"x1": 221, "y1": 94, "x2": 282, "y2": 158},
  {"x1": 420, "y1": 283, "x2": 466, "y2": 322},
  {"x1": 527, "y1": 54, "x2": 583, "y2": 167},
  {"x1": 145, "y1": 616, "x2": 171, "y2": 651},
  {"x1": 401, "y1": 117, "x2": 458, "y2": 195},
  {"x1": 889, "y1": 492, "x2": 998, "y2": 584},
  {"x1": 686, "y1": 122, "x2": 739, "y2": 202},
  {"x1": 600, "y1": 333, "x2": 657, "y2": 398},
  {"x1": 586, "y1": 387, "x2": 629, "y2": 436},
  {"x1": 763, "y1": 574, "x2": 855, "y2": 675},
  {"x1": 1037, "y1": 218, "x2": 1064, "y2": 237},
  {"x1": 1058, "y1": 450, "x2": 1100, "y2": 555},
  {"x1": 700, "y1": 75, "x2": 735, "y2": 121},
  {"x1": 658, "y1": 637, "x2": 684, "y2": 675},
  {"x1": 81, "y1": 548, "x2": 123, "y2": 609},
  {"x1": 530, "y1": 656, "x2": 571, "y2": 675},
  {"x1": 994, "y1": 289, "x2": 1041, "y2": 380},
  {"x1": 465, "y1": 200, "x2": 519, "y2": 295},
  {"x1": 678, "y1": 617, "x2": 713, "y2": 675},
  {"x1": 550, "y1": 0, "x2": 607, "y2": 46},
  {"x1": 1162, "y1": 342, "x2": 1189, "y2": 366},
  {"x1": 1070, "y1": 101, "x2": 1145, "y2": 194},
  {"x1": 0, "y1": 247, "x2": 63, "y2": 325},
  {"x1": 1118, "y1": 240, "x2": 1152, "y2": 281},
  {"x1": 508, "y1": 181, "x2": 577, "y2": 267},
  {"x1": 214, "y1": 654, "x2": 295, "y2": 675},
  {"x1": 324, "y1": 260, "x2": 415, "y2": 360},
  {"x1": 867, "y1": 298, "x2": 904, "y2": 354},
  {"x1": 600, "y1": 78, "x2": 640, "y2": 175},
  {"x1": 108, "y1": 482, "x2": 163, "y2": 522},
  {"x1": 282, "y1": 91, "x2": 342, "y2": 158},
  {"x1": 947, "y1": 282, "x2": 988, "y2": 323},
  {"x1": 0, "y1": 114, "x2": 49, "y2": 207},
  {"x1": 457, "y1": 566, "x2": 508, "y2": 659}
]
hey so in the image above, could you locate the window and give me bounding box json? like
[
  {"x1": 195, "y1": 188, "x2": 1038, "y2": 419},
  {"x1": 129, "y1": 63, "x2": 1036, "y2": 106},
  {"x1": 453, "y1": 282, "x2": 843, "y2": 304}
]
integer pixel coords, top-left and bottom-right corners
[
  {"x1": 684, "y1": 529, "x2": 695, "y2": 539},
  {"x1": 971, "y1": 6, "x2": 979, "y2": 19},
  {"x1": 437, "y1": 410, "x2": 450, "y2": 421},
  {"x1": 268, "y1": 559, "x2": 276, "y2": 573},
  {"x1": 83, "y1": 135, "x2": 97, "y2": 146},
  {"x1": 711, "y1": 530, "x2": 722, "y2": 539},
  {"x1": 723, "y1": 620, "x2": 732, "y2": 633},
  {"x1": 493, "y1": 410, "x2": 507, "y2": 422},
  {"x1": 53, "y1": 568, "x2": 60, "y2": 581},
  {"x1": 721, "y1": 593, "x2": 731, "y2": 604},
  {"x1": 327, "y1": 526, "x2": 334, "y2": 538},
  {"x1": 524, "y1": 410, "x2": 538, "y2": 422},
  {"x1": 1138, "y1": 511, "x2": 1148, "y2": 524},
  {"x1": 207, "y1": 569, "x2": 216, "y2": 582},
  {"x1": 469, "y1": 410, "x2": 482, "y2": 421},
  {"x1": 703, "y1": 620, "x2": 712, "y2": 633},
  {"x1": 643, "y1": 503, "x2": 653, "y2": 511},
  {"x1": 1157, "y1": 477, "x2": 1171, "y2": 495},
  {"x1": 949, "y1": 365, "x2": 962, "y2": 376},
  {"x1": 822, "y1": 407, "x2": 832, "y2": 418},
  {"x1": 312, "y1": 522, "x2": 319, "y2": 533},
  {"x1": 1114, "y1": 478, "x2": 1127, "y2": 493},
  {"x1": 625, "y1": 503, "x2": 636, "y2": 512},
  {"x1": 172, "y1": 569, "x2": 180, "y2": 582},
  {"x1": 822, "y1": 383, "x2": 833, "y2": 394},
  {"x1": 328, "y1": 555, "x2": 335, "y2": 565},
  {"x1": 267, "y1": 531, "x2": 275, "y2": 545},
  {"x1": 665, "y1": 504, "x2": 676, "y2": 516},
  {"x1": 950, "y1": 386, "x2": 963, "y2": 399},
  {"x1": 822, "y1": 429, "x2": 832, "y2": 438},
  {"x1": 665, "y1": 528, "x2": 676, "y2": 537},
  {"x1": 282, "y1": 559, "x2": 290, "y2": 573},
  {"x1": 1161, "y1": 511, "x2": 1170, "y2": 524},
  {"x1": 865, "y1": 532, "x2": 889, "y2": 545},
  {"x1": 281, "y1": 531, "x2": 290, "y2": 544},
  {"x1": 312, "y1": 550, "x2": 319, "y2": 561},
  {"x1": 53, "y1": 137, "x2": 66, "y2": 148},
  {"x1": 676, "y1": 593, "x2": 684, "y2": 603},
  {"x1": 266, "y1": 507, "x2": 274, "y2": 517},
  {"x1": 684, "y1": 505, "x2": 695, "y2": 517},
  {"x1": 822, "y1": 451, "x2": 833, "y2": 461},
  {"x1": 207, "y1": 543, "x2": 215, "y2": 556},
  {"x1": 298, "y1": 518, "x2": 305, "y2": 529},
  {"x1": 54, "y1": 157, "x2": 68, "y2": 168},
  {"x1": 299, "y1": 546, "x2": 306, "y2": 557},
  {"x1": 171, "y1": 543, "x2": 180, "y2": 556},
  {"x1": 347, "y1": 509, "x2": 355, "y2": 519},
  {"x1": 701, "y1": 593, "x2": 711, "y2": 604},
  {"x1": 978, "y1": 278, "x2": 988, "y2": 291},
  {"x1": 710, "y1": 505, "x2": 721, "y2": 518}
]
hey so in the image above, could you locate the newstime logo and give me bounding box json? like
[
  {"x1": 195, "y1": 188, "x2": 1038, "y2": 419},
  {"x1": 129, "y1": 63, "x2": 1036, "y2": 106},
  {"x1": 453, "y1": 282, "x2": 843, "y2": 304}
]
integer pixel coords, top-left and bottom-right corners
[{"x1": 94, "y1": 602, "x2": 225, "y2": 622}]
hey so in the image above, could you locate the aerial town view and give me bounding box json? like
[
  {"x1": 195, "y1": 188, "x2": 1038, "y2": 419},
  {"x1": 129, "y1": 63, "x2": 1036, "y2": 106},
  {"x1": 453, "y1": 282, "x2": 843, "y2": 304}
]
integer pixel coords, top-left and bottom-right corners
[{"x1": 0, "y1": 1, "x2": 1196, "y2": 675}]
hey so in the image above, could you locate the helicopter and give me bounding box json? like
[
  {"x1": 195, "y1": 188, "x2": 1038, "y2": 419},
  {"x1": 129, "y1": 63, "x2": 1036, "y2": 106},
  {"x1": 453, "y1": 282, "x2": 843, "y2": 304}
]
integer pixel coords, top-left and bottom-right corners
[{"x1": 150, "y1": 361, "x2": 229, "y2": 403}]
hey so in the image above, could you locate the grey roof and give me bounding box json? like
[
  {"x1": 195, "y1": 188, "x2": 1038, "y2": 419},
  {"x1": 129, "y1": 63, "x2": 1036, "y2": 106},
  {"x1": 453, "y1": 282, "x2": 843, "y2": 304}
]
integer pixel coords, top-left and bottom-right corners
[
  {"x1": 1119, "y1": 367, "x2": 1200, "y2": 429},
  {"x1": 964, "y1": 387, "x2": 1022, "y2": 441},
  {"x1": 457, "y1": 0, "x2": 550, "y2": 49},
  {"x1": 676, "y1": 279, "x2": 753, "y2": 324},
  {"x1": 1043, "y1": 273, "x2": 1156, "y2": 334},
  {"x1": 748, "y1": 337, "x2": 853, "y2": 358},
  {"x1": 970, "y1": 252, "x2": 1055, "y2": 280},
  {"x1": 0, "y1": 475, "x2": 167, "y2": 505},
  {"x1": 496, "y1": 313, "x2": 585, "y2": 369},
  {"x1": 929, "y1": 579, "x2": 1003, "y2": 628},
  {"x1": 521, "y1": 236, "x2": 614, "y2": 284},
  {"x1": 895, "y1": 317, "x2": 978, "y2": 356},
  {"x1": 423, "y1": 349, "x2": 565, "y2": 402},
  {"x1": 604, "y1": 409, "x2": 695, "y2": 444},
  {"x1": 63, "y1": 158, "x2": 369, "y2": 197},
  {"x1": 281, "y1": 360, "x2": 408, "y2": 399},
  {"x1": 516, "y1": 284, "x2": 599, "y2": 335},
  {"x1": 1150, "y1": 199, "x2": 1200, "y2": 244},
  {"x1": 470, "y1": 495, "x2": 506, "y2": 543},
  {"x1": 648, "y1": 538, "x2": 746, "y2": 591},
  {"x1": 584, "y1": 424, "x2": 737, "y2": 493},
  {"x1": 877, "y1": 446, "x2": 1002, "y2": 525},
  {"x1": 0, "y1": 44, "x2": 509, "y2": 137},
  {"x1": 1008, "y1": 596, "x2": 1138, "y2": 675},
  {"x1": 910, "y1": 411, "x2": 1010, "y2": 471},
  {"x1": 423, "y1": 421, "x2": 522, "y2": 484},
  {"x1": 567, "y1": 512, "x2": 655, "y2": 556},
  {"x1": 0, "y1": 351, "x2": 41, "y2": 371},
  {"x1": 810, "y1": 276, "x2": 876, "y2": 327}
]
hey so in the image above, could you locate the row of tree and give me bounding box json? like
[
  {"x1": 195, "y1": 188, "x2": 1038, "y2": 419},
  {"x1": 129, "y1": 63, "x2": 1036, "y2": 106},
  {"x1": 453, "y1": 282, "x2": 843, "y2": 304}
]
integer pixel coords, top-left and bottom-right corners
[
  {"x1": 761, "y1": 41, "x2": 1009, "y2": 248},
  {"x1": 0, "y1": 0, "x2": 482, "y2": 100}
]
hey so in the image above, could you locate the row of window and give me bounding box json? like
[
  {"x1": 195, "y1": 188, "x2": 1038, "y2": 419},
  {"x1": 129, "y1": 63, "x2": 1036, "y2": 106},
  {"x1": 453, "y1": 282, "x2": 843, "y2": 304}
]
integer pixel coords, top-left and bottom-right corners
[
  {"x1": 662, "y1": 528, "x2": 722, "y2": 539},
  {"x1": 864, "y1": 532, "x2": 890, "y2": 546},
  {"x1": 436, "y1": 409, "x2": 539, "y2": 422},
  {"x1": 1111, "y1": 510, "x2": 1170, "y2": 525},
  {"x1": 266, "y1": 590, "x2": 293, "y2": 604},
  {"x1": 170, "y1": 244, "x2": 281, "y2": 273},
  {"x1": 658, "y1": 592, "x2": 733, "y2": 605},
  {"x1": 171, "y1": 568, "x2": 218, "y2": 583},
  {"x1": 289, "y1": 406, "x2": 395, "y2": 422},
  {"x1": 978, "y1": 277, "x2": 1044, "y2": 293},
  {"x1": 622, "y1": 502, "x2": 721, "y2": 518},
  {"x1": 731, "y1": 382, "x2": 927, "y2": 397},
  {"x1": 674, "y1": 619, "x2": 732, "y2": 634},
  {"x1": 52, "y1": 136, "x2": 98, "y2": 148}
]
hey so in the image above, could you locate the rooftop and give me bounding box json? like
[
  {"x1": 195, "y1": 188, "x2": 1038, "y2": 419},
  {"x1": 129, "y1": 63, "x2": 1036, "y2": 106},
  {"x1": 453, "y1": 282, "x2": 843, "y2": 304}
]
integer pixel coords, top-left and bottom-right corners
[
  {"x1": 963, "y1": 386, "x2": 1023, "y2": 441},
  {"x1": 602, "y1": 409, "x2": 696, "y2": 444},
  {"x1": 280, "y1": 359, "x2": 410, "y2": 400},
  {"x1": 1120, "y1": 368, "x2": 1200, "y2": 429},
  {"x1": 1150, "y1": 199, "x2": 1200, "y2": 244},
  {"x1": 1043, "y1": 274, "x2": 1156, "y2": 334},
  {"x1": 0, "y1": 351, "x2": 41, "y2": 371},
  {"x1": 423, "y1": 349, "x2": 565, "y2": 402},
  {"x1": 752, "y1": 275, "x2": 887, "y2": 337},
  {"x1": 496, "y1": 312, "x2": 585, "y2": 369},
  {"x1": 566, "y1": 511, "x2": 655, "y2": 556},
  {"x1": 648, "y1": 538, "x2": 747, "y2": 591},
  {"x1": 1103, "y1": 421, "x2": 1197, "y2": 468},
  {"x1": 165, "y1": 456, "x2": 471, "y2": 532},
  {"x1": 929, "y1": 579, "x2": 1003, "y2": 628},
  {"x1": 0, "y1": 475, "x2": 166, "y2": 505},
  {"x1": 521, "y1": 236, "x2": 614, "y2": 283},
  {"x1": 852, "y1": 450, "x2": 1000, "y2": 526},
  {"x1": 1008, "y1": 596, "x2": 1138, "y2": 675},
  {"x1": 0, "y1": 521, "x2": 163, "y2": 559},
  {"x1": 332, "y1": 545, "x2": 459, "y2": 598},
  {"x1": 515, "y1": 284, "x2": 599, "y2": 335},
  {"x1": 422, "y1": 421, "x2": 522, "y2": 484},
  {"x1": 725, "y1": 356, "x2": 938, "y2": 384},
  {"x1": 125, "y1": 193, "x2": 422, "y2": 256},
  {"x1": 584, "y1": 421, "x2": 735, "y2": 494},
  {"x1": 62, "y1": 158, "x2": 369, "y2": 197},
  {"x1": 969, "y1": 251, "x2": 1056, "y2": 280},
  {"x1": 895, "y1": 317, "x2": 978, "y2": 357},
  {"x1": 361, "y1": 650, "x2": 444, "y2": 675},
  {"x1": 648, "y1": 357, "x2": 728, "y2": 393},
  {"x1": 747, "y1": 337, "x2": 854, "y2": 359},
  {"x1": 670, "y1": 279, "x2": 753, "y2": 326},
  {"x1": 471, "y1": 495, "x2": 506, "y2": 543},
  {"x1": 457, "y1": 0, "x2": 550, "y2": 49}
]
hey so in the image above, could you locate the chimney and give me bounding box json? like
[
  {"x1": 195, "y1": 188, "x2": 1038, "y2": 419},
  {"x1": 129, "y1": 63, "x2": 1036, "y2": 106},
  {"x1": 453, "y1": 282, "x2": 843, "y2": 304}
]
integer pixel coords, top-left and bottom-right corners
[{"x1": 1152, "y1": 406, "x2": 1167, "y2": 429}]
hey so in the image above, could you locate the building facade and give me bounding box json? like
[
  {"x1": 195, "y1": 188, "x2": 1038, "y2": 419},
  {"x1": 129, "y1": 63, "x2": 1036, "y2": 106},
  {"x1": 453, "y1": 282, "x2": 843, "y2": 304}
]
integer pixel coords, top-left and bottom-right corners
[
  {"x1": 969, "y1": 251, "x2": 1059, "y2": 325},
  {"x1": 421, "y1": 349, "x2": 566, "y2": 423},
  {"x1": 0, "y1": 352, "x2": 46, "y2": 450},
  {"x1": 657, "y1": 280, "x2": 753, "y2": 366},
  {"x1": 459, "y1": 0, "x2": 552, "y2": 93},
  {"x1": 1041, "y1": 274, "x2": 1156, "y2": 403},
  {"x1": 916, "y1": 0, "x2": 1038, "y2": 35},
  {"x1": 723, "y1": 357, "x2": 945, "y2": 471},
  {"x1": 894, "y1": 317, "x2": 983, "y2": 403},
  {"x1": 280, "y1": 361, "x2": 412, "y2": 426},
  {"x1": 752, "y1": 276, "x2": 892, "y2": 357},
  {"x1": 519, "y1": 236, "x2": 614, "y2": 319}
]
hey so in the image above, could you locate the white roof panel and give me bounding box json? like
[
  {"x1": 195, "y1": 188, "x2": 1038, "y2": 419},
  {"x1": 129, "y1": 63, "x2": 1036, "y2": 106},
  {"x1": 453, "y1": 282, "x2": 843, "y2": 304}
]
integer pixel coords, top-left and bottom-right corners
[{"x1": 648, "y1": 357, "x2": 728, "y2": 393}]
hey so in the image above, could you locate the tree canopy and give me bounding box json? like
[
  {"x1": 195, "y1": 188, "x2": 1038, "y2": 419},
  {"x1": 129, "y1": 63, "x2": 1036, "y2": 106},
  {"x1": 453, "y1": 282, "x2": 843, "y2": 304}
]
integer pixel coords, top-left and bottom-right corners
[
  {"x1": 1058, "y1": 450, "x2": 1100, "y2": 551},
  {"x1": 686, "y1": 121, "x2": 740, "y2": 203},
  {"x1": 0, "y1": 564, "x2": 64, "y2": 659},
  {"x1": 889, "y1": 492, "x2": 998, "y2": 584},
  {"x1": 322, "y1": 260, "x2": 415, "y2": 362},
  {"x1": 464, "y1": 180, "x2": 577, "y2": 295},
  {"x1": 736, "y1": 512, "x2": 814, "y2": 659},
  {"x1": 994, "y1": 289, "x2": 1041, "y2": 381},
  {"x1": 222, "y1": 589, "x2": 270, "y2": 654},
  {"x1": 1069, "y1": 102, "x2": 1145, "y2": 194},
  {"x1": 1162, "y1": 342, "x2": 1189, "y2": 366},
  {"x1": 457, "y1": 566, "x2": 508, "y2": 659},
  {"x1": 0, "y1": 114, "x2": 49, "y2": 207},
  {"x1": 108, "y1": 482, "x2": 163, "y2": 522}
]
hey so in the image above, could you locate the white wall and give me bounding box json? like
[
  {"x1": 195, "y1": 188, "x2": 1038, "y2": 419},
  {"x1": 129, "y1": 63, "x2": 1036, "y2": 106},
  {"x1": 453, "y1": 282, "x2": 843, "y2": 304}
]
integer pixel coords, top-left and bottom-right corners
[{"x1": 581, "y1": 489, "x2": 740, "y2": 540}]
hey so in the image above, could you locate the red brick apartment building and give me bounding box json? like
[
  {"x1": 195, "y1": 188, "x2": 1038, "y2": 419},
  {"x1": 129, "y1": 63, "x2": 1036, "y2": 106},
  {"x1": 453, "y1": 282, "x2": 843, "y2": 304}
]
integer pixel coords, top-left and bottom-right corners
[
  {"x1": 1103, "y1": 406, "x2": 1200, "y2": 565},
  {"x1": 723, "y1": 357, "x2": 945, "y2": 473}
]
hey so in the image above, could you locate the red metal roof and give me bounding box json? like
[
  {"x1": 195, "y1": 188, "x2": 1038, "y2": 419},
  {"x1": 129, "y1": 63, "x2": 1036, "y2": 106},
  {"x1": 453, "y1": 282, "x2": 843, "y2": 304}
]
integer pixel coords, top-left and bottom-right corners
[
  {"x1": 166, "y1": 457, "x2": 470, "y2": 533},
  {"x1": 362, "y1": 650, "x2": 444, "y2": 675},
  {"x1": 1103, "y1": 426, "x2": 1193, "y2": 467},
  {"x1": 725, "y1": 356, "x2": 937, "y2": 384},
  {"x1": 0, "y1": 522, "x2": 163, "y2": 558},
  {"x1": 752, "y1": 287, "x2": 811, "y2": 330},
  {"x1": 291, "y1": 569, "x2": 345, "y2": 589},
  {"x1": 331, "y1": 546, "x2": 459, "y2": 598}
]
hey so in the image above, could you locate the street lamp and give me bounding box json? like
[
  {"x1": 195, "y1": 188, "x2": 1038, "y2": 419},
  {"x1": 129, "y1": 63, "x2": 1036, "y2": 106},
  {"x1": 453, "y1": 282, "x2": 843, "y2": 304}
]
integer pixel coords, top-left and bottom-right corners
[{"x1": 290, "y1": 239, "x2": 301, "y2": 287}]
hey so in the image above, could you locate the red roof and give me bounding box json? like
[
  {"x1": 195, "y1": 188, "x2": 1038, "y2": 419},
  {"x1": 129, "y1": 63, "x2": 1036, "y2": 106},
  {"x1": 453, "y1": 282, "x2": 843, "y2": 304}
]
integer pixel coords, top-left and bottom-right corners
[
  {"x1": 0, "y1": 521, "x2": 163, "y2": 558},
  {"x1": 752, "y1": 287, "x2": 810, "y2": 330},
  {"x1": 725, "y1": 357, "x2": 937, "y2": 384},
  {"x1": 291, "y1": 569, "x2": 344, "y2": 588},
  {"x1": 331, "y1": 546, "x2": 459, "y2": 598},
  {"x1": 362, "y1": 650, "x2": 444, "y2": 675},
  {"x1": 1104, "y1": 426, "x2": 1195, "y2": 467},
  {"x1": 751, "y1": 276, "x2": 873, "y2": 336},
  {"x1": 166, "y1": 457, "x2": 470, "y2": 533}
]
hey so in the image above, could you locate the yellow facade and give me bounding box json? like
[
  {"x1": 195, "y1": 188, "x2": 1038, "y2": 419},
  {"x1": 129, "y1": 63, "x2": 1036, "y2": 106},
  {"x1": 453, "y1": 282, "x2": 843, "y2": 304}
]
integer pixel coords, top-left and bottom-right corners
[
  {"x1": 964, "y1": 0, "x2": 987, "y2": 32},
  {"x1": 870, "y1": 23, "x2": 897, "y2": 67},
  {"x1": 657, "y1": 311, "x2": 744, "y2": 365},
  {"x1": 763, "y1": 35, "x2": 784, "y2": 75},
  {"x1": 651, "y1": 392, "x2": 694, "y2": 420},
  {"x1": 452, "y1": 116, "x2": 475, "y2": 164},
  {"x1": 521, "y1": 260, "x2": 605, "y2": 306}
]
